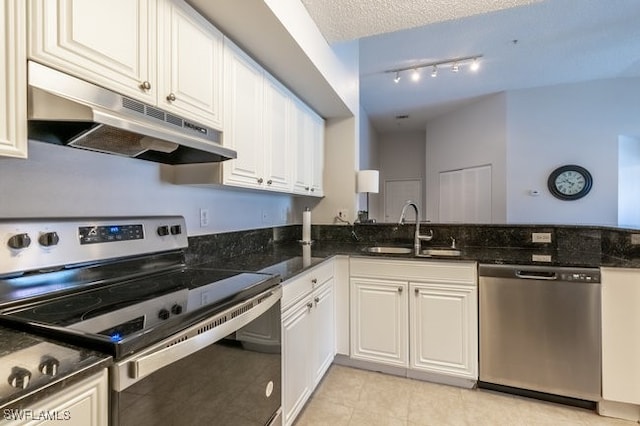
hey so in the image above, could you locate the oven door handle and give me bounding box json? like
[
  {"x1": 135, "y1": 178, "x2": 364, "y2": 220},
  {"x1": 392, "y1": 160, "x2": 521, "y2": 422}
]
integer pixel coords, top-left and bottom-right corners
[{"x1": 128, "y1": 288, "x2": 281, "y2": 381}]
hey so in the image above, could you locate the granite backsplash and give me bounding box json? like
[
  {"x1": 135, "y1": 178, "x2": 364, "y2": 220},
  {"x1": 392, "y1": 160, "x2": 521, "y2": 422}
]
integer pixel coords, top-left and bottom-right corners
[{"x1": 186, "y1": 223, "x2": 640, "y2": 268}]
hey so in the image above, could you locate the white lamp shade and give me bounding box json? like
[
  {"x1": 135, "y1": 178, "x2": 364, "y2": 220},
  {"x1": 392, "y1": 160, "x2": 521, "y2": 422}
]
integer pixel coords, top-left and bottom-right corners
[{"x1": 357, "y1": 170, "x2": 379, "y2": 193}]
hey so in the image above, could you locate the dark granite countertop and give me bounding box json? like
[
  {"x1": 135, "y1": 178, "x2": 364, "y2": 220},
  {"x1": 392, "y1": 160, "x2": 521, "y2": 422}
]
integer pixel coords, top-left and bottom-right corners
[{"x1": 0, "y1": 326, "x2": 112, "y2": 411}]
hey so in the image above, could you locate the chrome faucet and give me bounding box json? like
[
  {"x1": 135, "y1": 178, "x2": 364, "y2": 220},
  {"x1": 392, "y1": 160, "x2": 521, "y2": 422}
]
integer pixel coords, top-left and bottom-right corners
[{"x1": 398, "y1": 200, "x2": 433, "y2": 255}]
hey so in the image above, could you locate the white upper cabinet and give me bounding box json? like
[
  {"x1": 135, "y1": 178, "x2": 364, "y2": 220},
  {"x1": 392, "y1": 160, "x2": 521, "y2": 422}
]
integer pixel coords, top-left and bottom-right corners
[
  {"x1": 292, "y1": 100, "x2": 324, "y2": 197},
  {"x1": 0, "y1": 0, "x2": 27, "y2": 159},
  {"x1": 222, "y1": 40, "x2": 309, "y2": 194},
  {"x1": 29, "y1": 0, "x2": 157, "y2": 103},
  {"x1": 29, "y1": 0, "x2": 223, "y2": 129},
  {"x1": 157, "y1": 0, "x2": 223, "y2": 128}
]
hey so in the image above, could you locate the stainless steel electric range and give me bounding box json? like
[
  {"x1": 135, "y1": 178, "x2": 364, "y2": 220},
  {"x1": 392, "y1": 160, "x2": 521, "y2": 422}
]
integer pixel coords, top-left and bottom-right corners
[{"x1": 0, "y1": 217, "x2": 282, "y2": 426}]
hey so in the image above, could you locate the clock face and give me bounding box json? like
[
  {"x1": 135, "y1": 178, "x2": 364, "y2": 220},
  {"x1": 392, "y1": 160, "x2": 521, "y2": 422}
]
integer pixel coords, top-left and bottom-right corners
[{"x1": 547, "y1": 165, "x2": 593, "y2": 200}]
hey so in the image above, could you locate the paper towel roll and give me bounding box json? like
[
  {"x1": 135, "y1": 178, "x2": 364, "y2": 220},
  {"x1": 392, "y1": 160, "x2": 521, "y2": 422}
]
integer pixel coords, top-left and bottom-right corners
[
  {"x1": 302, "y1": 208, "x2": 311, "y2": 242},
  {"x1": 302, "y1": 244, "x2": 311, "y2": 267}
]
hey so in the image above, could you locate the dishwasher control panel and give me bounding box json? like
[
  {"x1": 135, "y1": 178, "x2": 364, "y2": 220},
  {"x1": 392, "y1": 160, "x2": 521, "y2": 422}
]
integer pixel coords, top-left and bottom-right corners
[{"x1": 559, "y1": 272, "x2": 600, "y2": 282}]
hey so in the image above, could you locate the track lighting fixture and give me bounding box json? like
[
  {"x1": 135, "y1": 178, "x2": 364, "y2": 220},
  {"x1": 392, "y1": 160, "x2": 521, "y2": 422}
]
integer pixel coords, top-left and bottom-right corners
[{"x1": 385, "y1": 54, "x2": 483, "y2": 83}]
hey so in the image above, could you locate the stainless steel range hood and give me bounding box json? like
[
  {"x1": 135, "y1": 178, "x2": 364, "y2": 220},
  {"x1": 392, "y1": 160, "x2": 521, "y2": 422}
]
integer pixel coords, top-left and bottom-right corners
[{"x1": 27, "y1": 61, "x2": 237, "y2": 164}]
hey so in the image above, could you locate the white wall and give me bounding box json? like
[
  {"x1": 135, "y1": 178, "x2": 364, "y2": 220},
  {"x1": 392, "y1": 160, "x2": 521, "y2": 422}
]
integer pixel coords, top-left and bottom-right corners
[
  {"x1": 618, "y1": 135, "x2": 640, "y2": 227},
  {"x1": 357, "y1": 105, "x2": 380, "y2": 220},
  {"x1": 0, "y1": 142, "x2": 295, "y2": 236},
  {"x1": 425, "y1": 94, "x2": 507, "y2": 223},
  {"x1": 377, "y1": 130, "x2": 426, "y2": 222},
  {"x1": 506, "y1": 78, "x2": 640, "y2": 225}
]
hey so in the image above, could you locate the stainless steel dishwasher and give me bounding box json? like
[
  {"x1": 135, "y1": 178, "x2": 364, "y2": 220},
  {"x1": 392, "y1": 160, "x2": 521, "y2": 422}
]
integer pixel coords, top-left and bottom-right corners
[{"x1": 479, "y1": 264, "x2": 601, "y2": 402}]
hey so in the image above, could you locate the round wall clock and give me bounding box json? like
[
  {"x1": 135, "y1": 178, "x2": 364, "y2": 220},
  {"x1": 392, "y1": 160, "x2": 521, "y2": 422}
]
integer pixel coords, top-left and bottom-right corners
[{"x1": 547, "y1": 165, "x2": 593, "y2": 200}]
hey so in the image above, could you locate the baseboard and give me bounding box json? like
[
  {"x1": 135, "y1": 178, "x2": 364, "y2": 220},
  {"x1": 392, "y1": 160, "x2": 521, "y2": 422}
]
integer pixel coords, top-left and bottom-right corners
[{"x1": 598, "y1": 399, "x2": 640, "y2": 422}]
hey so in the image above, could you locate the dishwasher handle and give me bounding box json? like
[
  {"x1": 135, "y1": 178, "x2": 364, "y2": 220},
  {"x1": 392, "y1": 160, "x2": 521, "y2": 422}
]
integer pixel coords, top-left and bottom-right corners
[{"x1": 515, "y1": 270, "x2": 558, "y2": 280}]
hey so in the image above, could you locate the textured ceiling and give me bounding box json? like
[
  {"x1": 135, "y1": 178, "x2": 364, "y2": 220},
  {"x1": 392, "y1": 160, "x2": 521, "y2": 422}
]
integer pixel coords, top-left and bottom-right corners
[
  {"x1": 301, "y1": 0, "x2": 541, "y2": 42},
  {"x1": 302, "y1": 0, "x2": 640, "y2": 132}
]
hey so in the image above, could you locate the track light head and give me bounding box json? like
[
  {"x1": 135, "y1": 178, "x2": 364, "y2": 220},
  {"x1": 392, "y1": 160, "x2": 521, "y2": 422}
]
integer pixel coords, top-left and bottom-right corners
[
  {"x1": 470, "y1": 58, "x2": 480, "y2": 72},
  {"x1": 394, "y1": 71, "x2": 401, "y2": 83},
  {"x1": 431, "y1": 65, "x2": 437, "y2": 78},
  {"x1": 411, "y1": 69, "x2": 420, "y2": 82},
  {"x1": 452, "y1": 62, "x2": 459, "y2": 73}
]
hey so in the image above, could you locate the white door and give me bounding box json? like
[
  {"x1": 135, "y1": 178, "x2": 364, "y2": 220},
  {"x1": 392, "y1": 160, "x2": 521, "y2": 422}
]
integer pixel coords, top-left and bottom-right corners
[
  {"x1": 223, "y1": 41, "x2": 264, "y2": 187},
  {"x1": 263, "y1": 75, "x2": 292, "y2": 192},
  {"x1": 439, "y1": 165, "x2": 492, "y2": 223},
  {"x1": 30, "y1": 0, "x2": 156, "y2": 103},
  {"x1": 410, "y1": 282, "x2": 477, "y2": 379},
  {"x1": 311, "y1": 279, "x2": 335, "y2": 386},
  {"x1": 282, "y1": 299, "x2": 313, "y2": 426},
  {"x1": 158, "y1": 0, "x2": 223, "y2": 128},
  {"x1": 350, "y1": 277, "x2": 408, "y2": 367},
  {"x1": 0, "y1": 0, "x2": 27, "y2": 159},
  {"x1": 384, "y1": 179, "x2": 422, "y2": 222}
]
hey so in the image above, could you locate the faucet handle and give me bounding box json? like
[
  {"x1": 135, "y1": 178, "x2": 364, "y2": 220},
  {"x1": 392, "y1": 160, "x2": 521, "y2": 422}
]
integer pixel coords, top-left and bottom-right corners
[{"x1": 450, "y1": 237, "x2": 456, "y2": 249}]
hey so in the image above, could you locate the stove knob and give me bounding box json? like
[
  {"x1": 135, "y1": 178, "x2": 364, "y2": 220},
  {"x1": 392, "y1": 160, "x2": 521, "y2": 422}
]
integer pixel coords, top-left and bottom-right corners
[
  {"x1": 39, "y1": 358, "x2": 60, "y2": 376},
  {"x1": 170, "y1": 225, "x2": 182, "y2": 235},
  {"x1": 8, "y1": 233, "x2": 31, "y2": 250},
  {"x1": 158, "y1": 308, "x2": 170, "y2": 320},
  {"x1": 157, "y1": 226, "x2": 170, "y2": 237},
  {"x1": 171, "y1": 304, "x2": 183, "y2": 315},
  {"x1": 8, "y1": 367, "x2": 32, "y2": 389},
  {"x1": 39, "y1": 232, "x2": 60, "y2": 247}
]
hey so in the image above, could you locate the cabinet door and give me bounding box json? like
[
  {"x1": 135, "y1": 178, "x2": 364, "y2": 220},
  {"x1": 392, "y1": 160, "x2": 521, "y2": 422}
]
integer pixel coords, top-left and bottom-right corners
[
  {"x1": 350, "y1": 277, "x2": 408, "y2": 367},
  {"x1": 311, "y1": 278, "x2": 335, "y2": 386},
  {"x1": 0, "y1": 0, "x2": 27, "y2": 158},
  {"x1": 292, "y1": 100, "x2": 311, "y2": 195},
  {"x1": 29, "y1": 0, "x2": 156, "y2": 103},
  {"x1": 223, "y1": 41, "x2": 264, "y2": 188},
  {"x1": 602, "y1": 268, "x2": 640, "y2": 404},
  {"x1": 263, "y1": 75, "x2": 293, "y2": 192},
  {"x1": 282, "y1": 299, "x2": 313, "y2": 426},
  {"x1": 410, "y1": 282, "x2": 477, "y2": 379},
  {"x1": 158, "y1": 0, "x2": 223, "y2": 129},
  {"x1": 309, "y1": 113, "x2": 325, "y2": 196},
  {"x1": 6, "y1": 369, "x2": 109, "y2": 426}
]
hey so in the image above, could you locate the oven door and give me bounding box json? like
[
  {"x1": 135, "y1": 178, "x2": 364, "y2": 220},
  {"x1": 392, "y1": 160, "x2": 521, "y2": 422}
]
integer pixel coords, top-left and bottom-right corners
[{"x1": 111, "y1": 287, "x2": 282, "y2": 426}]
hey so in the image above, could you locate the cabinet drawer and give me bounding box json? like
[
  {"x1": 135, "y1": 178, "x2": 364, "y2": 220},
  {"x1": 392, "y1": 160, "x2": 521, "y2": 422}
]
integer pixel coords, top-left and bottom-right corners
[
  {"x1": 350, "y1": 258, "x2": 476, "y2": 285},
  {"x1": 282, "y1": 260, "x2": 334, "y2": 310}
]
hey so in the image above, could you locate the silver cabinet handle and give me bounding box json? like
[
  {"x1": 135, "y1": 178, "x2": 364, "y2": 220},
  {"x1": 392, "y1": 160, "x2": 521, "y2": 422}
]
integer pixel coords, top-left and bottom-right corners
[
  {"x1": 415, "y1": 288, "x2": 419, "y2": 295},
  {"x1": 314, "y1": 296, "x2": 320, "y2": 303},
  {"x1": 305, "y1": 186, "x2": 310, "y2": 191},
  {"x1": 257, "y1": 178, "x2": 264, "y2": 184},
  {"x1": 267, "y1": 180, "x2": 273, "y2": 185},
  {"x1": 166, "y1": 93, "x2": 176, "y2": 102},
  {"x1": 311, "y1": 188, "x2": 315, "y2": 192},
  {"x1": 140, "y1": 81, "x2": 151, "y2": 91},
  {"x1": 398, "y1": 287, "x2": 403, "y2": 294},
  {"x1": 311, "y1": 278, "x2": 317, "y2": 284},
  {"x1": 306, "y1": 302, "x2": 313, "y2": 309}
]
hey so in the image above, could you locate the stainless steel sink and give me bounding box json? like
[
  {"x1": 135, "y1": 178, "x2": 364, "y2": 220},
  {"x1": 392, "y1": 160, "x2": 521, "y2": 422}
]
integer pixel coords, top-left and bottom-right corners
[
  {"x1": 365, "y1": 246, "x2": 413, "y2": 254},
  {"x1": 420, "y1": 248, "x2": 462, "y2": 257}
]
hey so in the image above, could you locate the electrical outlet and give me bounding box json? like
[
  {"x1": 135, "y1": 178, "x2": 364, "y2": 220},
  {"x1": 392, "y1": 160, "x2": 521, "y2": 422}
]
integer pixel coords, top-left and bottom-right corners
[
  {"x1": 532, "y1": 232, "x2": 552, "y2": 243},
  {"x1": 200, "y1": 208, "x2": 210, "y2": 227},
  {"x1": 262, "y1": 209, "x2": 271, "y2": 224}
]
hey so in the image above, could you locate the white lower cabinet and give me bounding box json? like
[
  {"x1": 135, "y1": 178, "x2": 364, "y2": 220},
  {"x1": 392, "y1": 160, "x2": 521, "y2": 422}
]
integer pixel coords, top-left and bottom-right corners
[
  {"x1": 5, "y1": 369, "x2": 109, "y2": 426},
  {"x1": 410, "y1": 282, "x2": 477, "y2": 379},
  {"x1": 350, "y1": 278, "x2": 408, "y2": 367},
  {"x1": 599, "y1": 267, "x2": 640, "y2": 421},
  {"x1": 349, "y1": 258, "x2": 477, "y2": 383},
  {"x1": 282, "y1": 260, "x2": 335, "y2": 426}
]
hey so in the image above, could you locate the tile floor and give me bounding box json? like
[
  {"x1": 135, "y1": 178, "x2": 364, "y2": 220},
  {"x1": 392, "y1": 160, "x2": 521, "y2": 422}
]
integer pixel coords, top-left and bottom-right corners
[{"x1": 295, "y1": 365, "x2": 637, "y2": 426}]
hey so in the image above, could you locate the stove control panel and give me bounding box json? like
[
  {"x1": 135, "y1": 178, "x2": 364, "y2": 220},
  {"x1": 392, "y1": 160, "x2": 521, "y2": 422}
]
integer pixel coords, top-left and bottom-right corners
[
  {"x1": 79, "y1": 224, "x2": 144, "y2": 245},
  {"x1": 0, "y1": 216, "x2": 188, "y2": 277}
]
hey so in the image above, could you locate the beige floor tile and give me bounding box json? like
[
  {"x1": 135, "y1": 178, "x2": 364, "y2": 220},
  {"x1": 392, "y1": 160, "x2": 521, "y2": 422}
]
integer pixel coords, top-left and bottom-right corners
[
  {"x1": 349, "y1": 409, "x2": 408, "y2": 426},
  {"x1": 296, "y1": 366, "x2": 638, "y2": 426},
  {"x1": 295, "y1": 396, "x2": 354, "y2": 426}
]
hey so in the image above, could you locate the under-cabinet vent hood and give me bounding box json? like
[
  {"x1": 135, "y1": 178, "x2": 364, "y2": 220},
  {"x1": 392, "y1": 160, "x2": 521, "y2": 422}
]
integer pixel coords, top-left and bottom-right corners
[{"x1": 27, "y1": 61, "x2": 236, "y2": 164}]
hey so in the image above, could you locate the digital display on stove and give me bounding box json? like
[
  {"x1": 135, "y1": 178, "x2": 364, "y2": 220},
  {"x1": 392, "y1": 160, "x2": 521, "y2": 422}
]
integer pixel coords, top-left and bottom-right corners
[{"x1": 79, "y1": 224, "x2": 144, "y2": 245}]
